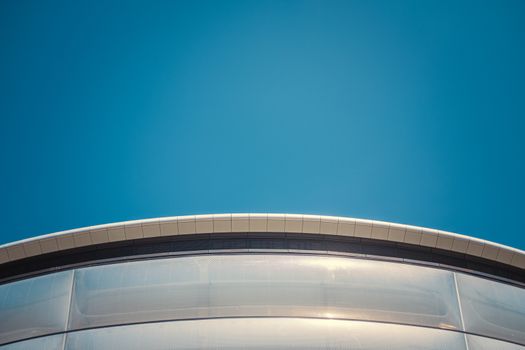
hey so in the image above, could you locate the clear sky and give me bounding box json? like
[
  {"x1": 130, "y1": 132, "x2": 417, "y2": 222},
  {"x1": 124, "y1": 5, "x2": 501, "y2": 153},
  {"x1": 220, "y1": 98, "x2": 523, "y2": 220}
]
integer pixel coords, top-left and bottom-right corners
[{"x1": 1, "y1": 1, "x2": 524, "y2": 248}]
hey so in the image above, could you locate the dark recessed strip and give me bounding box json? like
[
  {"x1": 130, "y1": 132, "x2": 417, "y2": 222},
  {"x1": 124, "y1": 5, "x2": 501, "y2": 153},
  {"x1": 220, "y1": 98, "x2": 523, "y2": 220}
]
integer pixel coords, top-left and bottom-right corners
[{"x1": 0, "y1": 232, "x2": 523, "y2": 285}]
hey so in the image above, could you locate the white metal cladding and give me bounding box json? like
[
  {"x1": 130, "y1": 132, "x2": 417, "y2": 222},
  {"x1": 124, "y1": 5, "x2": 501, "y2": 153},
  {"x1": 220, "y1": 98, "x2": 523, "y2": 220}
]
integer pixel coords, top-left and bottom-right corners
[
  {"x1": 1, "y1": 254, "x2": 524, "y2": 348},
  {"x1": 1, "y1": 214, "x2": 524, "y2": 270}
]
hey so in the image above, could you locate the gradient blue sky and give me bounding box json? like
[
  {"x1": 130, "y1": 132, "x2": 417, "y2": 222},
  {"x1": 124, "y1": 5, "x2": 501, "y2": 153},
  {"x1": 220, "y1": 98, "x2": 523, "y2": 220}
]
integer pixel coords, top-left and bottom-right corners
[{"x1": 1, "y1": 1, "x2": 524, "y2": 248}]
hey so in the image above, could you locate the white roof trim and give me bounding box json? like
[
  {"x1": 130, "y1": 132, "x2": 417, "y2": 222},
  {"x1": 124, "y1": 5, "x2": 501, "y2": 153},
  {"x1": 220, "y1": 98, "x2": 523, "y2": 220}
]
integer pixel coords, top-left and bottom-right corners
[{"x1": 0, "y1": 214, "x2": 524, "y2": 269}]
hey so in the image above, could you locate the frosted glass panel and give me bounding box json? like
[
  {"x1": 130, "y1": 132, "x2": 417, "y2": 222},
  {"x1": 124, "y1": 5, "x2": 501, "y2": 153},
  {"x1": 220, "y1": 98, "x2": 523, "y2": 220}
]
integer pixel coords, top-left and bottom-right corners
[
  {"x1": 0, "y1": 334, "x2": 64, "y2": 350},
  {"x1": 65, "y1": 318, "x2": 466, "y2": 350},
  {"x1": 0, "y1": 271, "x2": 73, "y2": 345},
  {"x1": 457, "y1": 273, "x2": 525, "y2": 345},
  {"x1": 466, "y1": 334, "x2": 525, "y2": 350},
  {"x1": 69, "y1": 254, "x2": 461, "y2": 330}
]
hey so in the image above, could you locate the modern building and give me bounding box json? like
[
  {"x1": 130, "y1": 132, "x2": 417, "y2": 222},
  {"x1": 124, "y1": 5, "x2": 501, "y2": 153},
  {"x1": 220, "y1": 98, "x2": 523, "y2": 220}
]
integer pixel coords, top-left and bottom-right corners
[{"x1": 0, "y1": 214, "x2": 524, "y2": 349}]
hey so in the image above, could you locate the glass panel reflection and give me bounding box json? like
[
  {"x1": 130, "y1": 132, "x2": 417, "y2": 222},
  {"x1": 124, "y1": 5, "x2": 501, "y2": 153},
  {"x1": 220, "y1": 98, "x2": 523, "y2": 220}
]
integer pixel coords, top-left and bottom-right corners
[
  {"x1": 65, "y1": 318, "x2": 466, "y2": 350},
  {"x1": 456, "y1": 273, "x2": 525, "y2": 345},
  {"x1": 0, "y1": 334, "x2": 64, "y2": 350},
  {"x1": 466, "y1": 334, "x2": 525, "y2": 350},
  {"x1": 0, "y1": 271, "x2": 73, "y2": 345},
  {"x1": 69, "y1": 254, "x2": 461, "y2": 330}
]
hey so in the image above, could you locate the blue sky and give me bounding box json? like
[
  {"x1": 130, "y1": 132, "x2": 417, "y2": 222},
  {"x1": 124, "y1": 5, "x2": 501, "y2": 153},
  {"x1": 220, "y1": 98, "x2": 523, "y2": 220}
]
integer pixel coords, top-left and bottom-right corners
[{"x1": 1, "y1": 0, "x2": 524, "y2": 248}]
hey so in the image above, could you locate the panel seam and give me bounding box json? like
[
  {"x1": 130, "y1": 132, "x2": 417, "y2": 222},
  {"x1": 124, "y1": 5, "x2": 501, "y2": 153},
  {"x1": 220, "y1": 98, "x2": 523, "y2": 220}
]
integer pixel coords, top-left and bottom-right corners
[
  {"x1": 63, "y1": 269, "x2": 76, "y2": 349},
  {"x1": 453, "y1": 272, "x2": 469, "y2": 350}
]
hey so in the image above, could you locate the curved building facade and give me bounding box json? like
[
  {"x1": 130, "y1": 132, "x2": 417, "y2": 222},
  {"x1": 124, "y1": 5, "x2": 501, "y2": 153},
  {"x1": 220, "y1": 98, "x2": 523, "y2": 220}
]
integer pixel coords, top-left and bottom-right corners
[{"x1": 0, "y1": 214, "x2": 524, "y2": 349}]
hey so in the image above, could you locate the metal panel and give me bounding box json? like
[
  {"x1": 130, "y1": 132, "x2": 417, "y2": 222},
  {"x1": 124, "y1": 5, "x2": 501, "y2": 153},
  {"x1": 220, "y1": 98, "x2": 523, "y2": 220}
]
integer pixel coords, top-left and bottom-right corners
[
  {"x1": 65, "y1": 318, "x2": 466, "y2": 350},
  {"x1": 457, "y1": 273, "x2": 525, "y2": 345},
  {"x1": 0, "y1": 334, "x2": 64, "y2": 350},
  {"x1": 0, "y1": 271, "x2": 73, "y2": 345},
  {"x1": 69, "y1": 254, "x2": 462, "y2": 330},
  {"x1": 466, "y1": 334, "x2": 525, "y2": 350}
]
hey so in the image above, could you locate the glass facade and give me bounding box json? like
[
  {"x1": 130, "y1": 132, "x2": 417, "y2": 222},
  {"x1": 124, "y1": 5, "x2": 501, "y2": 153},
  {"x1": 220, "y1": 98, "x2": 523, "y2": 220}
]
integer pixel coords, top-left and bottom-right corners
[
  {"x1": 0, "y1": 335, "x2": 65, "y2": 350},
  {"x1": 65, "y1": 318, "x2": 466, "y2": 350},
  {"x1": 0, "y1": 271, "x2": 73, "y2": 345},
  {"x1": 1, "y1": 253, "x2": 524, "y2": 349},
  {"x1": 456, "y1": 273, "x2": 525, "y2": 344},
  {"x1": 69, "y1": 255, "x2": 461, "y2": 329}
]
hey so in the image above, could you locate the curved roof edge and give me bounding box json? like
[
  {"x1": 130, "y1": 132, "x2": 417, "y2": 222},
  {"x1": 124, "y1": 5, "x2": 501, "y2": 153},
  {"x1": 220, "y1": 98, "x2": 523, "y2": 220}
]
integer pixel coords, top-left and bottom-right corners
[{"x1": 1, "y1": 213, "x2": 524, "y2": 270}]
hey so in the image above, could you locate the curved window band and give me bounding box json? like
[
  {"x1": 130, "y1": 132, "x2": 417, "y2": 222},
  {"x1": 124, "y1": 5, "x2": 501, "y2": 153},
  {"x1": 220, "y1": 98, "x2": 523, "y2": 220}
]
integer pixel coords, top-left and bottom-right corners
[{"x1": 0, "y1": 254, "x2": 524, "y2": 347}]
